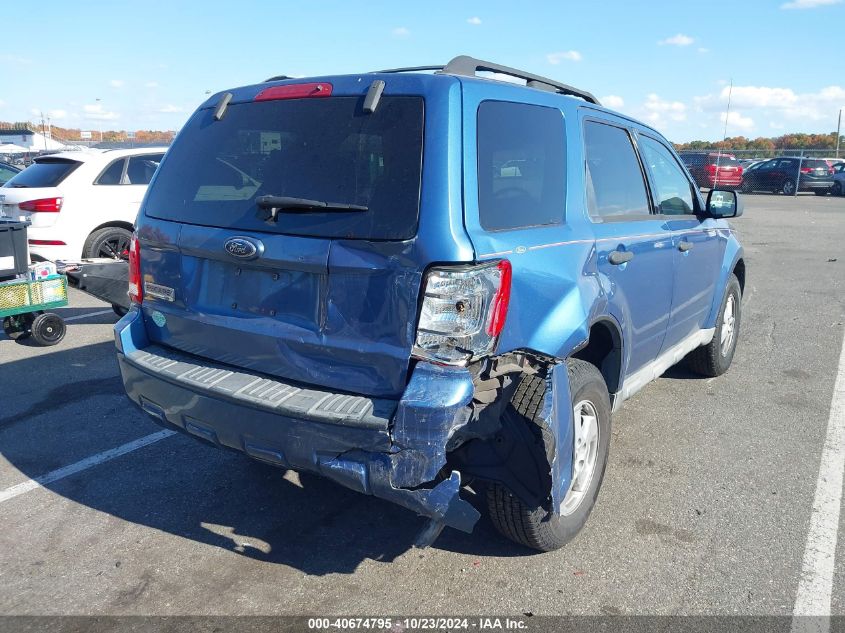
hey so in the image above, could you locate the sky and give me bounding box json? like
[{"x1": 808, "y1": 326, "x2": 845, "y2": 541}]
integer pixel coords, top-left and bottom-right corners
[{"x1": 1, "y1": 0, "x2": 843, "y2": 143}]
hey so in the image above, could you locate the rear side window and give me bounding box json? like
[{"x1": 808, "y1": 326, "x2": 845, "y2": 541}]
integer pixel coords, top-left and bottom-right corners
[
  {"x1": 96, "y1": 159, "x2": 125, "y2": 185},
  {"x1": 144, "y1": 97, "x2": 424, "y2": 240},
  {"x1": 476, "y1": 101, "x2": 565, "y2": 231},
  {"x1": 126, "y1": 154, "x2": 164, "y2": 185},
  {"x1": 4, "y1": 158, "x2": 80, "y2": 188},
  {"x1": 583, "y1": 121, "x2": 650, "y2": 219}
]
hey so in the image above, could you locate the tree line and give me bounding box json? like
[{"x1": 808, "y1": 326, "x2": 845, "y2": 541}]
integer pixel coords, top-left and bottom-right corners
[{"x1": 675, "y1": 132, "x2": 842, "y2": 151}]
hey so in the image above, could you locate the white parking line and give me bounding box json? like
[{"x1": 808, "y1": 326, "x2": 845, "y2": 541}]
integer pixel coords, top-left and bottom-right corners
[
  {"x1": 791, "y1": 329, "x2": 845, "y2": 633},
  {"x1": 0, "y1": 430, "x2": 176, "y2": 504},
  {"x1": 62, "y1": 309, "x2": 115, "y2": 322}
]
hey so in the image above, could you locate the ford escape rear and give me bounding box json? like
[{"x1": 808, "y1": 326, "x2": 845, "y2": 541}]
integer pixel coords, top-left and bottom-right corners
[{"x1": 116, "y1": 56, "x2": 745, "y2": 551}]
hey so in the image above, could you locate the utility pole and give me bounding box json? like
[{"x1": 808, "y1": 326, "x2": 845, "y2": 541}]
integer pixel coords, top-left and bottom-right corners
[
  {"x1": 96, "y1": 97, "x2": 103, "y2": 142},
  {"x1": 40, "y1": 111, "x2": 47, "y2": 150},
  {"x1": 836, "y1": 108, "x2": 842, "y2": 159}
]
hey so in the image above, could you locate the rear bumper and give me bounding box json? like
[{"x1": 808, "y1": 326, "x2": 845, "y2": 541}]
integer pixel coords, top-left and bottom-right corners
[{"x1": 114, "y1": 308, "x2": 480, "y2": 536}]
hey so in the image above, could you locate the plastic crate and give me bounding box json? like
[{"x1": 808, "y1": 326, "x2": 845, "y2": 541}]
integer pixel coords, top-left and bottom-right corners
[
  {"x1": 0, "y1": 274, "x2": 68, "y2": 318},
  {"x1": 0, "y1": 219, "x2": 29, "y2": 280}
]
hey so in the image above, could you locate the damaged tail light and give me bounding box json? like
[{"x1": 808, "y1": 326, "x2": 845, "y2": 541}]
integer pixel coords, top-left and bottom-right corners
[
  {"x1": 412, "y1": 260, "x2": 512, "y2": 365},
  {"x1": 128, "y1": 233, "x2": 142, "y2": 304}
]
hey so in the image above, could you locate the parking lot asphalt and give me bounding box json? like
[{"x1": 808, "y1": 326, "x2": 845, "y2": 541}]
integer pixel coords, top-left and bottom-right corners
[{"x1": 0, "y1": 193, "x2": 843, "y2": 617}]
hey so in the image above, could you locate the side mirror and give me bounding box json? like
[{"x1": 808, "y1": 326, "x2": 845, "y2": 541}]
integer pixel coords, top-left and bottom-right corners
[{"x1": 706, "y1": 189, "x2": 742, "y2": 218}]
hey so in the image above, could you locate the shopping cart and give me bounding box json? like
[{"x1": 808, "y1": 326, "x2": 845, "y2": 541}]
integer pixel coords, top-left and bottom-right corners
[{"x1": 0, "y1": 274, "x2": 69, "y2": 346}]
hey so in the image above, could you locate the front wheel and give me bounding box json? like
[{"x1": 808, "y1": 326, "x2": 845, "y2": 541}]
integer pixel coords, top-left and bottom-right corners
[
  {"x1": 486, "y1": 359, "x2": 611, "y2": 551},
  {"x1": 687, "y1": 274, "x2": 741, "y2": 377}
]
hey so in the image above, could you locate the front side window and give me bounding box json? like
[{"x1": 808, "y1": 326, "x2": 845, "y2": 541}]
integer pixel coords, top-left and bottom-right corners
[
  {"x1": 639, "y1": 137, "x2": 695, "y2": 216},
  {"x1": 476, "y1": 101, "x2": 565, "y2": 231},
  {"x1": 583, "y1": 121, "x2": 650, "y2": 220}
]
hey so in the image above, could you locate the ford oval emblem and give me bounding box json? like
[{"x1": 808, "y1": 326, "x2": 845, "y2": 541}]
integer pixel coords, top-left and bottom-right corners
[{"x1": 224, "y1": 236, "x2": 262, "y2": 260}]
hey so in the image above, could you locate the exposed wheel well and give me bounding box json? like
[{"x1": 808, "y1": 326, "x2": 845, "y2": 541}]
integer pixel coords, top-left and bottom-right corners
[
  {"x1": 733, "y1": 258, "x2": 746, "y2": 295},
  {"x1": 571, "y1": 320, "x2": 622, "y2": 395}
]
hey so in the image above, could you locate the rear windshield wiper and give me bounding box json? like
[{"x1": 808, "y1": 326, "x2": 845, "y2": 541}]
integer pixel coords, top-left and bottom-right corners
[{"x1": 256, "y1": 195, "x2": 368, "y2": 221}]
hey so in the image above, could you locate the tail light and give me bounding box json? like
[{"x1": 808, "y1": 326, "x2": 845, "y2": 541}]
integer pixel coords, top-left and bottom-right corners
[
  {"x1": 128, "y1": 234, "x2": 142, "y2": 304},
  {"x1": 412, "y1": 260, "x2": 512, "y2": 365},
  {"x1": 19, "y1": 197, "x2": 63, "y2": 212},
  {"x1": 800, "y1": 167, "x2": 812, "y2": 174},
  {"x1": 28, "y1": 239, "x2": 66, "y2": 246}
]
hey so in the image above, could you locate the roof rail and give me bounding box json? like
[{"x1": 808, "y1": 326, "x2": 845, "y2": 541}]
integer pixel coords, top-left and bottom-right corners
[
  {"x1": 441, "y1": 55, "x2": 600, "y2": 105},
  {"x1": 376, "y1": 65, "x2": 445, "y2": 74}
]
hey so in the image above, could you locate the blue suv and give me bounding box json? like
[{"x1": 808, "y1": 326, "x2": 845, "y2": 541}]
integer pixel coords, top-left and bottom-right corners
[{"x1": 115, "y1": 56, "x2": 745, "y2": 551}]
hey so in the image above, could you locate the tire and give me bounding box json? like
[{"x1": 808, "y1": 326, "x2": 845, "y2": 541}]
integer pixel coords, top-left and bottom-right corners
[
  {"x1": 2, "y1": 313, "x2": 35, "y2": 340},
  {"x1": 833, "y1": 182, "x2": 843, "y2": 197},
  {"x1": 814, "y1": 189, "x2": 830, "y2": 196},
  {"x1": 30, "y1": 312, "x2": 66, "y2": 346},
  {"x1": 687, "y1": 275, "x2": 742, "y2": 377},
  {"x1": 112, "y1": 304, "x2": 129, "y2": 317},
  {"x1": 740, "y1": 181, "x2": 751, "y2": 194},
  {"x1": 486, "y1": 359, "x2": 612, "y2": 552},
  {"x1": 781, "y1": 179, "x2": 796, "y2": 195},
  {"x1": 83, "y1": 226, "x2": 133, "y2": 260}
]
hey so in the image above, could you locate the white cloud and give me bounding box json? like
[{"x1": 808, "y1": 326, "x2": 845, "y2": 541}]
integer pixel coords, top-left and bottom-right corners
[
  {"x1": 83, "y1": 103, "x2": 119, "y2": 121},
  {"x1": 721, "y1": 111, "x2": 754, "y2": 131},
  {"x1": 659, "y1": 34, "x2": 694, "y2": 46},
  {"x1": 642, "y1": 93, "x2": 687, "y2": 123},
  {"x1": 48, "y1": 109, "x2": 67, "y2": 120},
  {"x1": 467, "y1": 16, "x2": 482, "y2": 25},
  {"x1": 601, "y1": 95, "x2": 625, "y2": 109},
  {"x1": 144, "y1": 81, "x2": 159, "y2": 89},
  {"x1": 391, "y1": 27, "x2": 410, "y2": 37},
  {"x1": 695, "y1": 84, "x2": 845, "y2": 122},
  {"x1": 781, "y1": 0, "x2": 841, "y2": 9},
  {"x1": 109, "y1": 79, "x2": 125, "y2": 88},
  {"x1": 546, "y1": 50, "x2": 582, "y2": 64},
  {"x1": 158, "y1": 104, "x2": 183, "y2": 113}
]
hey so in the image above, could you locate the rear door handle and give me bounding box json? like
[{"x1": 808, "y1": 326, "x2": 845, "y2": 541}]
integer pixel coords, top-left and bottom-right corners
[
  {"x1": 678, "y1": 241, "x2": 693, "y2": 252},
  {"x1": 608, "y1": 250, "x2": 634, "y2": 265}
]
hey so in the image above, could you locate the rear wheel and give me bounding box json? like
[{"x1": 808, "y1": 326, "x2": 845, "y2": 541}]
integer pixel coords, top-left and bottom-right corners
[
  {"x1": 781, "y1": 179, "x2": 796, "y2": 195},
  {"x1": 833, "y1": 182, "x2": 843, "y2": 196},
  {"x1": 486, "y1": 359, "x2": 611, "y2": 552},
  {"x1": 83, "y1": 227, "x2": 132, "y2": 260},
  {"x1": 30, "y1": 312, "x2": 66, "y2": 346}
]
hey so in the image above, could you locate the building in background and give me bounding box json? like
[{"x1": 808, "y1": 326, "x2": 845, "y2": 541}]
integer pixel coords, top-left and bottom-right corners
[{"x1": 0, "y1": 128, "x2": 67, "y2": 151}]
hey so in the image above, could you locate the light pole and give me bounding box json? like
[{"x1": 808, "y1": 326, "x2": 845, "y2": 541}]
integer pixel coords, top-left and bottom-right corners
[
  {"x1": 95, "y1": 97, "x2": 103, "y2": 142},
  {"x1": 836, "y1": 108, "x2": 842, "y2": 159}
]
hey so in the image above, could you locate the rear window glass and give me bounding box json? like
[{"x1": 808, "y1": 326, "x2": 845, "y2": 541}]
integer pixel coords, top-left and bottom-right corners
[
  {"x1": 805, "y1": 160, "x2": 829, "y2": 169},
  {"x1": 477, "y1": 101, "x2": 565, "y2": 231},
  {"x1": 144, "y1": 97, "x2": 424, "y2": 240},
  {"x1": 4, "y1": 159, "x2": 80, "y2": 188},
  {"x1": 707, "y1": 155, "x2": 739, "y2": 167}
]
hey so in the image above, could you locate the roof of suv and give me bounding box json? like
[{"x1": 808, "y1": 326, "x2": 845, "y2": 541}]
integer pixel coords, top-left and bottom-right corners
[{"x1": 34, "y1": 147, "x2": 168, "y2": 165}]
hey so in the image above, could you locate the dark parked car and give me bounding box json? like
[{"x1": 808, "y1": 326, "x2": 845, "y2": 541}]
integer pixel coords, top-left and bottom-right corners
[
  {"x1": 680, "y1": 152, "x2": 744, "y2": 189},
  {"x1": 740, "y1": 157, "x2": 835, "y2": 195},
  {"x1": 0, "y1": 162, "x2": 21, "y2": 186}
]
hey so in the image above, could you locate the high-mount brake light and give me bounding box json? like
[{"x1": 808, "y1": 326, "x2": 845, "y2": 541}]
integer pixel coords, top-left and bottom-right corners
[
  {"x1": 128, "y1": 234, "x2": 142, "y2": 304},
  {"x1": 254, "y1": 83, "x2": 333, "y2": 102},
  {"x1": 19, "y1": 197, "x2": 63, "y2": 212},
  {"x1": 412, "y1": 260, "x2": 512, "y2": 365}
]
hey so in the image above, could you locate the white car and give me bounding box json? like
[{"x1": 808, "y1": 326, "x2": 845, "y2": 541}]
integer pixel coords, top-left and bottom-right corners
[{"x1": 0, "y1": 147, "x2": 166, "y2": 261}]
